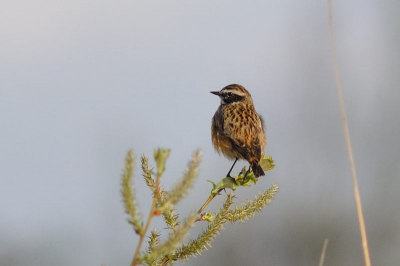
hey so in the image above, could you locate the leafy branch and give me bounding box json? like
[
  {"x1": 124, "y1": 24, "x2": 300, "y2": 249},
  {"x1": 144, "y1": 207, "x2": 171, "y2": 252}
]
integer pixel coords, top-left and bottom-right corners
[{"x1": 120, "y1": 148, "x2": 278, "y2": 266}]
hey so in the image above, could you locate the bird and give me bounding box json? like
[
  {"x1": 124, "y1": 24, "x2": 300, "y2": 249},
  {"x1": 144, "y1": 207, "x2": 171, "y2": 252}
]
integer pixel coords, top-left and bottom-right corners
[{"x1": 211, "y1": 84, "x2": 266, "y2": 178}]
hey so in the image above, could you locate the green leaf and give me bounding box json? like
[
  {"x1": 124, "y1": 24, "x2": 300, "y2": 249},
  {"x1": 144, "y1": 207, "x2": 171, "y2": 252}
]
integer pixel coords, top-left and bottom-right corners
[
  {"x1": 201, "y1": 212, "x2": 215, "y2": 222},
  {"x1": 209, "y1": 155, "x2": 275, "y2": 194},
  {"x1": 210, "y1": 177, "x2": 237, "y2": 195},
  {"x1": 260, "y1": 155, "x2": 275, "y2": 171}
]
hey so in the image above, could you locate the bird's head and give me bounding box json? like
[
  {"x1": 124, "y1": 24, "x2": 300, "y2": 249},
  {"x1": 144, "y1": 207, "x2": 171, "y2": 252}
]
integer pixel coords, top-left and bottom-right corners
[{"x1": 211, "y1": 84, "x2": 252, "y2": 105}]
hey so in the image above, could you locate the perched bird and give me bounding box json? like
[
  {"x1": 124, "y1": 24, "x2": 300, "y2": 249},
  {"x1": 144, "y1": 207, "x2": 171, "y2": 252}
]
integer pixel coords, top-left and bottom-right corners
[{"x1": 211, "y1": 84, "x2": 266, "y2": 177}]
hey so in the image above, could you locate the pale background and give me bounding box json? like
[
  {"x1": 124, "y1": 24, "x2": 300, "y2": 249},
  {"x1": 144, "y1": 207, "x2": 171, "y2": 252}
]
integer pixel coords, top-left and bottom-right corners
[{"x1": 1, "y1": 1, "x2": 399, "y2": 266}]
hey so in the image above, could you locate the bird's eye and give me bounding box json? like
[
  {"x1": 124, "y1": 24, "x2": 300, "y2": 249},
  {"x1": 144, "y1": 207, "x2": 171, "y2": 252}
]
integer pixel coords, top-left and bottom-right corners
[{"x1": 227, "y1": 92, "x2": 233, "y2": 97}]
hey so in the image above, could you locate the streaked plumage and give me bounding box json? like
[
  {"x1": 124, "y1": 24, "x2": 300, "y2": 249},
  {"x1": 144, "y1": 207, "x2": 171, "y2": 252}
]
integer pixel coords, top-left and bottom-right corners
[{"x1": 211, "y1": 84, "x2": 266, "y2": 177}]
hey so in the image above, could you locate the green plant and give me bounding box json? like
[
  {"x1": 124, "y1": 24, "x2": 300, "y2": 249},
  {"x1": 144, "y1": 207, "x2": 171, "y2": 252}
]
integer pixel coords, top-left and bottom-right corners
[{"x1": 121, "y1": 148, "x2": 278, "y2": 266}]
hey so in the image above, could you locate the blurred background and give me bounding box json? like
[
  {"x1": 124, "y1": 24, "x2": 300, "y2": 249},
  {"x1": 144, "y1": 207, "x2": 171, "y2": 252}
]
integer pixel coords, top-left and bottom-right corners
[{"x1": 1, "y1": 1, "x2": 399, "y2": 265}]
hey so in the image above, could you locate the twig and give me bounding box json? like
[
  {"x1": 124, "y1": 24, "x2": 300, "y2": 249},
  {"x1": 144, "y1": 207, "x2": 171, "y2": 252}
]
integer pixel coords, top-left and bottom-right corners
[
  {"x1": 327, "y1": 1, "x2": 372, "y2": 266},
  {"x1": 131, "y1": 172, "x2": 162, "y2": 266},
  {"x1": 197, "y1": 189, "x2": 224, "y2": 214},
  {"x1": 159, "y1": 189, "x2": 223, "y2": 266},
  {"x1": 318, "y1": 238, "x2": 329, "y2": 266}
]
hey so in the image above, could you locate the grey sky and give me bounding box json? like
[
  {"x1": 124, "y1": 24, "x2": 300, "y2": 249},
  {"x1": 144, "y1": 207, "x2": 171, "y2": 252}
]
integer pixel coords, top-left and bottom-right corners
[{"x1": 1, "y1": 1, "x2": 399, "y2": 265}]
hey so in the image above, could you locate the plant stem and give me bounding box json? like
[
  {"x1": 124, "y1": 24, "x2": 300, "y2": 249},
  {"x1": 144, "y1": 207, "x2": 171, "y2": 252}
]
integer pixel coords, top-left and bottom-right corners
[
  {"x1": 197, "y1": 190, "x2": 222, "y2": 214},
  {"x1": 131, "y1": 173, "x2": 162, "y2": 266},
  {"x1": 327, "y1": 1, "x2": 371, "y2": 266},
  {"x1": 160, "y1": 189, "x2": 223, "y2": 266},
  {"x1": 318, "y1": 239, "x2": 329, "y2": 266}
]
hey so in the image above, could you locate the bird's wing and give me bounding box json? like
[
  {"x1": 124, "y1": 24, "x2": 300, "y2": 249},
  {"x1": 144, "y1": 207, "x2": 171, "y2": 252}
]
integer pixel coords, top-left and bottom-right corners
[{"x1": 223, "y1": 109, "x2": 264, "y2": 160}]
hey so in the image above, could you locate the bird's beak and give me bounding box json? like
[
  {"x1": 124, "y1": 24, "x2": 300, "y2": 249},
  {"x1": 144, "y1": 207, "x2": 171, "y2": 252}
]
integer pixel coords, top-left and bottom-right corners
[{"x1": 210, "y1": 91, "x2": 220, "y2": 96}]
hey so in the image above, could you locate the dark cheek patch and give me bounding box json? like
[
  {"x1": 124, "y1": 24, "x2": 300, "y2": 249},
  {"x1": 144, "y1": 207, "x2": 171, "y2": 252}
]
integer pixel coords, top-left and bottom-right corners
[{"x1": 224, "y1": 95, "x2": 244, "y2": 104}]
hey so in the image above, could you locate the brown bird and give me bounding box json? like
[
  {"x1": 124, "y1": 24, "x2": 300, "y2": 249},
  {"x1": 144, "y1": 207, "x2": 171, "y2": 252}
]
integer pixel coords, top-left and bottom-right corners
[{"x1": 211, "y1": 84, "x2": 266, "y2": 177}]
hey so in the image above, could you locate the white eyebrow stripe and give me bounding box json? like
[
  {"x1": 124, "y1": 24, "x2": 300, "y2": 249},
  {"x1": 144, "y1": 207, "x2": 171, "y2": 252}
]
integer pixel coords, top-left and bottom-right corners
[{"x1": 221, "y1": 89, "x2": 246, "y2": 97}]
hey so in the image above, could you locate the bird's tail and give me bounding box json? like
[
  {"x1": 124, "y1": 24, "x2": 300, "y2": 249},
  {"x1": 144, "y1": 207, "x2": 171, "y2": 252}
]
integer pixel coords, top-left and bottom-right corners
[{"x1": 251, "y1": 161, "x2": 265, "y2": 177}]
